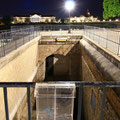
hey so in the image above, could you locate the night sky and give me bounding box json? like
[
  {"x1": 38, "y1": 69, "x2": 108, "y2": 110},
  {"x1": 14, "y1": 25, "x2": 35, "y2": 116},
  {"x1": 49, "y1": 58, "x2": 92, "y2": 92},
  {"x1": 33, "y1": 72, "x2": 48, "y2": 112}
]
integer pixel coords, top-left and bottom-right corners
[{"x1": 0, "y1": 0, "x2": 103, "y2": 18}]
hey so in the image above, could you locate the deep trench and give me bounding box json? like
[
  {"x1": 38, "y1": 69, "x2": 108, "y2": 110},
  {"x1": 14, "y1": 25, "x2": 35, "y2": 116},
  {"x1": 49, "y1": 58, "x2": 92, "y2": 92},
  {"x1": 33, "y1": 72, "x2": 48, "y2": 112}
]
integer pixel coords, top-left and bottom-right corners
[
  {"x1": 43, "y1": 54, "x2": 85, "y2": 120},
  {"x1": 19, "y1": 42, "x2": 85, "y2": 120}
]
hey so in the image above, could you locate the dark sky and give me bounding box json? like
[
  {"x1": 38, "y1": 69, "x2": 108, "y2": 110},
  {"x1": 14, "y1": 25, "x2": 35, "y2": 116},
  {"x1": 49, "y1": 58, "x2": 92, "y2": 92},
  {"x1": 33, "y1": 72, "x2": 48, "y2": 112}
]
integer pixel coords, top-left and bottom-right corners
[{"x1": 0, "y1": 0, "x2": 103, "y2": 18}]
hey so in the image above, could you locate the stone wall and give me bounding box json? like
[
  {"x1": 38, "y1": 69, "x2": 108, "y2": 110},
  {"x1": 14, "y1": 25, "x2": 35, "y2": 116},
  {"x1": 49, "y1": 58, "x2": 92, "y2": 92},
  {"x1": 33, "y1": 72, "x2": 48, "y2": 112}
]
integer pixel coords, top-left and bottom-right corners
[
  {"x1": 80, "y1": 39, "x2": 120, "y2": 120},
  {"x1": 12, "y1": 41, "x2": 81, "y2": 120},
  {"x1": 38, "y1": 43, "x2": 81, "y2": 81}
]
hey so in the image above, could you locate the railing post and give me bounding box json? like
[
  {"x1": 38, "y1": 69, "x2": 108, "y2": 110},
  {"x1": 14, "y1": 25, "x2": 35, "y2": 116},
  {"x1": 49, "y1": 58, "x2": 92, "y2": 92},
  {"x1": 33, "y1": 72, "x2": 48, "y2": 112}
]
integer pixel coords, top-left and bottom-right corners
[
  {"x1": 84, "y1": 26, "x2": 85, "y2": 36},
  {"x1": 36, "y1": 27, "x2": 37, "y2": 37},
  {"x1": 33, "y1": 27, "x2": 34, "y2": 39},
  {"x1": 27, "y1": 87, "x2": 31, "y2": 120},
  {"x1": 106, "y1": 29, "x2": 108, "y2": 49},
  {"x1": 88, "y1": 27, "x2": 89, "y2": 38},
  {"x1": 100, "y1": 87, "x2": 107, "y2": 120},
  {"x1": 23, "y1": 30, "x2": 24, "y2": 45},
  {"x1": 93, "y1": 27, "x2": 94, "y2": 40},
  {"x1": 35, "y1": 27, "x2": 37, "y2": 37},
  {"x1": 39, "y1": 27, "x2": 40, "y2": 35},
  {"x1": 2, "y1": 33, "x2": 5, "y2": 56},
  {"x1": 77, "y1": 86, "x2": 83, "y2": 120},
  {"x1": 87, "y1": 28, "x2": 90, "y2": 37},
  {"x1": 29, "y1": 28, "x2": 30, "y2": 41},
  {"x1": 98, "y1": 34, "x2": 100, "y2": 44},
  {"x1": 3, "y1": 87, "x2": 9, "y2": 120},
  {"x1": 32, "y1": 28, "x2": 35, "y2": 39},
  {"x1": 117, "y1": 32, "x2": 120, "y2": 55},
  {"x1": 15, "y1": 31, "x2": 17, "y2": 49}
]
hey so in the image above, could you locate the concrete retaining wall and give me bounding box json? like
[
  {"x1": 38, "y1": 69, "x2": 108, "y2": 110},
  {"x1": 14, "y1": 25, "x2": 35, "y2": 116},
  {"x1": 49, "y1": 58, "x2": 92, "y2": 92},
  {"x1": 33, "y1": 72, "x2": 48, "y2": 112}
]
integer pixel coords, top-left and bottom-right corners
[{"x1": 0, "y1": 36, "x2": 39, "y2": 120}]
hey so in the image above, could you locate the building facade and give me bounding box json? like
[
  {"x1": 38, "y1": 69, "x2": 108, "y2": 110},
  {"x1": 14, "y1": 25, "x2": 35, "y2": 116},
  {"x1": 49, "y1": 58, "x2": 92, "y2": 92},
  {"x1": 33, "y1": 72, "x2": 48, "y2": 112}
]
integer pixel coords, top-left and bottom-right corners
[
  {"x1": 41, "y1": 16, "x2": 56, "y2": 23},
  {"x1": 69, "y1": 15, "x2": 99, "y2": 23},
  {"x1": 69, "y1": 10, "x2": 99, "y2": 23},
  {"x1": 12, "y1": 10, "x2": 99, "y2": 24},
  {"x1": 12, "y1": 16, "x2": 29, "y2": 24},
  {"x1": 12, "y1": 14, "x2": 57, "y2": 24},
  {"x1": 30, "y1": 14, "x2": 42, "y2": 23}
]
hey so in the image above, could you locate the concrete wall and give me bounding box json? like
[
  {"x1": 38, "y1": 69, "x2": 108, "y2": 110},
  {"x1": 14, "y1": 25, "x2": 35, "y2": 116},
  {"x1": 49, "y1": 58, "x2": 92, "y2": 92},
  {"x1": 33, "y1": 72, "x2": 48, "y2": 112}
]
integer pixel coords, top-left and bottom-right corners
[
  {"x1": 80, "y1": 38, "x2": 120, "y2": 120},
  {"x1": 0, "y1": 37, "x2": 39, "y2": 120}
]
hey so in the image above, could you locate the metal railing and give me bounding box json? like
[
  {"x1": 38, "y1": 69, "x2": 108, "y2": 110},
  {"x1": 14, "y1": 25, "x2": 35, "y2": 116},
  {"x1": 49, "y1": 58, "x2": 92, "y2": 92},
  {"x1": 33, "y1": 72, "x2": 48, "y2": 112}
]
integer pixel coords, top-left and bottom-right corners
[
  {"x1": 0, "y1": 25, "x2": 83, "y2": 58},
  {"x1": 0, "y1": 26, "x2": 40, "y2": 58},
  {"x1": 12, "y1": 25, "x2": 83, "y2": 37},
  {"x1": 84, "y1": 25, "x2": 120, "y2": 55},
  {"x1": 11, "y1": 25, "x2": 84, "y2": 31},
  {"x1": 0, "y1": 81, "x2": 120, "y2": 120}
]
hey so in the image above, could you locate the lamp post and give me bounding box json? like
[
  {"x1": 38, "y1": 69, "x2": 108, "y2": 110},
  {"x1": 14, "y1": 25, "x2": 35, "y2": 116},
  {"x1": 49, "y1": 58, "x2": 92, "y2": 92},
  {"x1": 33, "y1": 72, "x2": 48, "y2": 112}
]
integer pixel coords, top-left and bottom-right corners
[{"x1": 65, "y1": 0, "x2": 75, "y2": 33}]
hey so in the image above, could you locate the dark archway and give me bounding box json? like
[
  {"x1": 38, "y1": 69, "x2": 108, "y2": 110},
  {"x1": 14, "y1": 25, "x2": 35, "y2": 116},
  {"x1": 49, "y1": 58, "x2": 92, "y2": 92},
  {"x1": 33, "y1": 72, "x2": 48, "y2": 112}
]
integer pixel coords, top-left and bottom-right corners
[
  {"x1": 45, "y1": 54, "x2": 70, "y2": 81},
  {"x1": 45, "y1": 54, "x2": 54, "y2": 80}
]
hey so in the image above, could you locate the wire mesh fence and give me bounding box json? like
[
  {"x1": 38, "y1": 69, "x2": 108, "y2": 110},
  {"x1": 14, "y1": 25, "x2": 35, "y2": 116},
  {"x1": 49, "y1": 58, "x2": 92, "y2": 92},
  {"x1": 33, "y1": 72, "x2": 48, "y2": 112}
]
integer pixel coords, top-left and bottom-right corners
[{"x1": 84, "y1": 25, "x2": 120, "y2": 55}]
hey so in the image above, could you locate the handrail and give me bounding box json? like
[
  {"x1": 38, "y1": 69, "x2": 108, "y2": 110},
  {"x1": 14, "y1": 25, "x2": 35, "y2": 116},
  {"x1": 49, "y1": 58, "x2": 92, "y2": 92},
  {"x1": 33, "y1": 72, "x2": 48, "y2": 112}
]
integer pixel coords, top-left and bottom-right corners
[
  {"x1": 84, "y1": 25, "x2": 120, "y2": 55},
  {"x1": 0, "y1": 26, "x2": 40, "y2": 58},
  {"x1": 1, "y1": 81, "x2": 120, "y2": 120},
  {"x1": 0, "y1": 81, "x2": 120, "y2": 87}
]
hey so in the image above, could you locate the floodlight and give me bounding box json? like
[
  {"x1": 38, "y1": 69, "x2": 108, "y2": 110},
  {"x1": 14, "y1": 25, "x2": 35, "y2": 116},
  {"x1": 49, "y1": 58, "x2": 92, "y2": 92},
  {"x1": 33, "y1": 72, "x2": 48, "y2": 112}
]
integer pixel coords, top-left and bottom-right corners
[{"x1": 65, "y1": 0, "x2": 75, "y2": 12}]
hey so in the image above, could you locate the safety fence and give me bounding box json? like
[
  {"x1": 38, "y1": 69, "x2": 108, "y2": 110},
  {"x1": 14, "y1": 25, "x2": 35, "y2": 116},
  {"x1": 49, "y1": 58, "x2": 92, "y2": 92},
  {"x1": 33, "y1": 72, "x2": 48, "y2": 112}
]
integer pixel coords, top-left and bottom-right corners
[
  {"x1": 0, "y1": 25, "x2": 83, "y2": 58},
  {"x1": 0, "y1": 26, "x2": 40, "y2": 58},
  {"x1": 0, "y1": 81, "x2": 120, "y2": 120},
  {"x1": 84, "y1": 25, "x2": 120, "y2": 55}
]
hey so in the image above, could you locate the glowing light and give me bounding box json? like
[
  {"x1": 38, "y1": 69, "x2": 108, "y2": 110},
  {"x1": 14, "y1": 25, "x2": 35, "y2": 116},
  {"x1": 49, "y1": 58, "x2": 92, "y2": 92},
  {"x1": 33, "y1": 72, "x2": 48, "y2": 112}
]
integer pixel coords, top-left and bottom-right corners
[{"x1": 65, "y1": 0, "x2": 75, "y2": 12}]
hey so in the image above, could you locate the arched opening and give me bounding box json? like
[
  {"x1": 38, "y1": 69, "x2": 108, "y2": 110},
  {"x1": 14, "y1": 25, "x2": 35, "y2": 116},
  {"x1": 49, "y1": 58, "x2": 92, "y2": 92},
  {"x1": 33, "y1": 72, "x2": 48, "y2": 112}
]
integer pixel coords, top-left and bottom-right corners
[
  {"x1": 45, "y1": 54, "x2": 70, "y2": 81},
  {"x1": 45, "y1": 54, "x2": 54, "y2": 80}
]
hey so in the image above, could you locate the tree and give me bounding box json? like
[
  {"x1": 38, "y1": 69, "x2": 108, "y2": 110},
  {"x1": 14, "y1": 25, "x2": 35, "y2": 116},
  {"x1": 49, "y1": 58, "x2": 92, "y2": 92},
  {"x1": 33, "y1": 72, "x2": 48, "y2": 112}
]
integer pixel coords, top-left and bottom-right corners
[
  {"x1": 51, "y1": 19, "x2": 54, "y2": 23},
  {"x1": 45, "y1": 19, "x2": 49, "y2": 23},
  {"x1": 25, "y1": 17, "x2": 30, "y2": 23},
  {"x1": 2, "y1": 16, "x2": 11, "y2": 26},
  {"x1": 61, "y1": 18, "x2": 69, "y2": 24},
  {"x1": 61, "y1": 18, "x2": 65, "y2": 23},
  {"x1": 103, "y1": 0, "x2": 120, "y2": 19}
]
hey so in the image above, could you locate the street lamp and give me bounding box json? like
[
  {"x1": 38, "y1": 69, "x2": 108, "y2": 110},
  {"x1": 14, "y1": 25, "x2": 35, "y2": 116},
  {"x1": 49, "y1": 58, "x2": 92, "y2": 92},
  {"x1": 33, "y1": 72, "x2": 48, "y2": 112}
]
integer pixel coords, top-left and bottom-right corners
[{"x1": 65, "y1": 0, "x2": 75, "y2": 33}]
